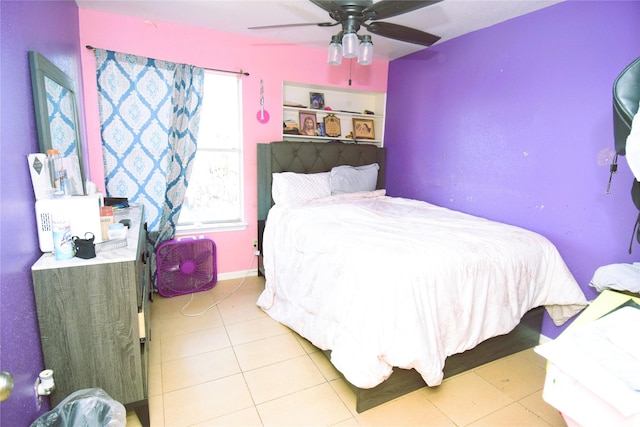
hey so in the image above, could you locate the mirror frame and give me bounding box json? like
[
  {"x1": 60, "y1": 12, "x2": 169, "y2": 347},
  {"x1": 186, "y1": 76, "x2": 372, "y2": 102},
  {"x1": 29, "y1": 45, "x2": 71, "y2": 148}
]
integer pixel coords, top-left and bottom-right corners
[{"x1": 29, "y1": 50, "x2": 86, "y2": 194}]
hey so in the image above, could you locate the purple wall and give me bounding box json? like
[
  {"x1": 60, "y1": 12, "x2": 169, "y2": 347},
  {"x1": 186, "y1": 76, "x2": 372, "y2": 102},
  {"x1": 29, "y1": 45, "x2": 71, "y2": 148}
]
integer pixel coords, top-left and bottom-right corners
[
  {"x1": 0, "y1": 1, "x2": 83, "y2": 424},
  {"x1": 385, "y1": 1, "x2": 640, "y2": 338}
]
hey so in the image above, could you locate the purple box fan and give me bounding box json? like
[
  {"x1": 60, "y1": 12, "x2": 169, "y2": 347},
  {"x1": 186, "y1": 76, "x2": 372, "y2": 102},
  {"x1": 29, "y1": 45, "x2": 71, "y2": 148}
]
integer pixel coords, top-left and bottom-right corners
[{"x1": 156, "y1": 238, "x2": 217, "y2": 297}]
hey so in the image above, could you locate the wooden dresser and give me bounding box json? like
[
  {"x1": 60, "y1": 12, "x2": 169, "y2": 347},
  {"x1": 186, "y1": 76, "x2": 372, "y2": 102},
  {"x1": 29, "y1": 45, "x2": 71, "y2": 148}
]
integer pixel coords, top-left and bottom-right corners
[{"x1": 31, "y1": 205, "x2": 150, "y2": 425}]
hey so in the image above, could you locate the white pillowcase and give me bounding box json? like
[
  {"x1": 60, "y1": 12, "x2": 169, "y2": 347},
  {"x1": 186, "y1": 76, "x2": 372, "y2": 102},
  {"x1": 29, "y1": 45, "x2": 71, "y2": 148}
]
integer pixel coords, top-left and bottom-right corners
[
  {"x1": 330, "y1": 163, "x2": 379, "y2": 195},
  {"x1": 272, "y1": 172, "x2": 331, "y2": 204}
]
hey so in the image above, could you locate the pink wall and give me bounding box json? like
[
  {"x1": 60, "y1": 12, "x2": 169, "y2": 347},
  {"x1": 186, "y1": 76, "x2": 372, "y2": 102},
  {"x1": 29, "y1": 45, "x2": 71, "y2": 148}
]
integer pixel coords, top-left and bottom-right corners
[{"x1": 78, "y1": 8, "x2": 388, "y2": 275}]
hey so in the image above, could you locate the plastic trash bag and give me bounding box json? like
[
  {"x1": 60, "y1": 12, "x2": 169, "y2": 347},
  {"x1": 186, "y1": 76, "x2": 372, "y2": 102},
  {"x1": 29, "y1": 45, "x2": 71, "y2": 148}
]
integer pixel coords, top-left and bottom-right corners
[{"x1": 30, "y1": 388, "x2": 126, "y2": 427}]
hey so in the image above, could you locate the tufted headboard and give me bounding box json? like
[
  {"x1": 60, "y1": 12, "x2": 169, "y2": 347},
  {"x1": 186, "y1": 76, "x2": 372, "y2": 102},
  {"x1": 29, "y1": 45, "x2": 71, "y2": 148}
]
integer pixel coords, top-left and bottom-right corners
[{"x1": 257, "y1": 140, "x2": 386, "y2": 221}]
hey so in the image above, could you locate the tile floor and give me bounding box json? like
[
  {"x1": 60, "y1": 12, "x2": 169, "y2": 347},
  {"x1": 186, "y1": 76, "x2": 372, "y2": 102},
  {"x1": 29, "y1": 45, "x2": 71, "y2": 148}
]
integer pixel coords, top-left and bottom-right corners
[{"x1": 126, "y1": 275, "x2": 568, "y2": 427}]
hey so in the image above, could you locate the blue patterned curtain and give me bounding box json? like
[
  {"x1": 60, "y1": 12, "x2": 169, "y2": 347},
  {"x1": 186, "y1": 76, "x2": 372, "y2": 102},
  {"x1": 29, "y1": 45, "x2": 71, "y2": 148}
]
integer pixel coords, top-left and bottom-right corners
[
  {"x1": 95, "y1": 49, "x2": 203, "y2": 233},
  {"x1": 95, "y1": 49, "x2": 204, "y2": 289},
  {"x1": 157, "y1": 63, "x2": 204, "y2": 242},
  {"x1": 149, "y1": 63, "x2": 204, "y2": 289}
]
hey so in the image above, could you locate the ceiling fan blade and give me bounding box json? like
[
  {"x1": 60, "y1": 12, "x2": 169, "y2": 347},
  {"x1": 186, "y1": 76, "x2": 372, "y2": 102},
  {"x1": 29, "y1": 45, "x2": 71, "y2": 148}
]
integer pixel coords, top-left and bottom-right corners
[
  {"x1": 364, "y1": 21, "x2": 441, "y2": 46},
  {"x1": 309, "y1": 0, "x2": 347, "y2": 21},
  {"x1": 309, "y1": 0, "x2": 342, "y2": 13},
  {"x1": 248, "y1": 22, "x2": 337, "y2": 30},
  {"x1": 363, "y1": 0, "x2": 442, "y2": 21}
]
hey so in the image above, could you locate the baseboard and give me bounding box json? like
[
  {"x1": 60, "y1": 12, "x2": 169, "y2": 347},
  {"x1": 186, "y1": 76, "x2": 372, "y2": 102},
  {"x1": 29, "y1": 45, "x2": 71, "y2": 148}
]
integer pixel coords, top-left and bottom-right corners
[{"x1": 217, "y1": 269, "x2": 259, "y2": 281}]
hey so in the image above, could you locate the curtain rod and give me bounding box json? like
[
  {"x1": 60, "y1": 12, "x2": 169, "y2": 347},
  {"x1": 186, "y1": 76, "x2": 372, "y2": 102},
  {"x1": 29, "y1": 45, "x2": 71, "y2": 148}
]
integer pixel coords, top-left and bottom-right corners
[{"x1": 85, "y1": 45, "x2": 250, "y2": 76}]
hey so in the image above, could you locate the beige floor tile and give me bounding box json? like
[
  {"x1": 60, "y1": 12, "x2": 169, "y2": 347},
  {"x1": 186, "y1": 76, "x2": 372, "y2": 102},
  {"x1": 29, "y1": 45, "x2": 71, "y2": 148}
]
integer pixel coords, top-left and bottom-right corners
[
  {"x1": 192, "y1": 407, "x2": 263, "y2": 427},
  {"x1": 293, "y1": 332, "x2": 322, "y2": 354},
  {"x1": 151, "y1": 292, "x2": 189, "y2": 313},
  {"x1": 256, "y1": 383, "x2": 353, "y2": 427},
  {"x1": 151, "y1": 292, "x2": 210, "y2": 318},
  {"x1": 148, "y1": 275, "x2": 560, "y2": 426},
  {"x1": 467, "y1": 402, "x2": 552, "y2": 427},
  {"x1": 205, "y1": 277, "x2": 263, "y2": 309},
  {"x1": 519, "y1": 390, "x2": 567, "y2": 427},
  {"x1": 163, "y1": 374, "x2": 254, "y2": 427},
  {"x1": 474, "y1": 350, "x2": 547, "y2": 400},
  {"x1": 218, "y1": 297, "x2": 268, "y2": 325},
  {"x1": 148, "y1": 362, "x2": 162, "y2": 396},
  {"x1": 149, "y1": 331, "x2": 162, "y2": 365},
  {"x1": 309, "y1": 351, "x2": 343, "y2": 381},
  {"x1": 357, "y1": 388, "x2": 456, "y2": 427},
  {"x1": 218, "y1": 276, "x2": 264, "y2": 300},
  {"x1": 151, "y1": 299, "x2": 224, "y2": 339},
  {"x1": 213, "y1": 275, "x2": 263, "y2": 294},
  {"x1": 126, "y1": 411, "x2": 143, "y2": 427},
  {"x1": 162, "y1": 346, "x2": 240, "y2": 392},
  {"x1": 178, "y1": 294, "x2": 227, "y2": 316},
  {"x1": 148, "y1": 393, "x2": 164, "y2": 427},
  {"x1": 215, "y1": 279, "x2": 264, "y2": 306},
  {"x1": 234, "y1": 332, "x2": 306, "y2": 371},
  {"x1": 328, "y1": 378, "x2": 358, "y2": 415},
  {"x1": 423, "y1": 371, "x2": 514, "y2": 426},
  {"x1": 243, "y1": 355, "x2": 326, "y2": 404},
  {"x1": 332, "y1": 418, "x2": 361, "y2": 427},
  {"x1": 225, "y1": 315, "x2": 292, "y2": 346},
  {"x1": 160, "y1": 325, "x2": 230, "y2": 362},
  {"x1": 520, "y1": 347, "x2": 550, "y2": 370}
]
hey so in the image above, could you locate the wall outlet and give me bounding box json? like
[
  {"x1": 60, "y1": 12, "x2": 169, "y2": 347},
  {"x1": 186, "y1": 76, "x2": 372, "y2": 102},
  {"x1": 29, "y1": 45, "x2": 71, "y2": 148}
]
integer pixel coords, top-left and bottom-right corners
[{"x1": 252, "y1": 240, "x2": 258, "y2": 248}]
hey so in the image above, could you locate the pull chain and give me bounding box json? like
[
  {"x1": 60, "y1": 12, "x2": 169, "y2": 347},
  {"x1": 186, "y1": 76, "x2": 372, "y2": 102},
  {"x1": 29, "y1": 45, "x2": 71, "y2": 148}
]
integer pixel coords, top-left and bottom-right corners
[{"x1": 606, "y1": 153, "x2": 618, "y2": 194}]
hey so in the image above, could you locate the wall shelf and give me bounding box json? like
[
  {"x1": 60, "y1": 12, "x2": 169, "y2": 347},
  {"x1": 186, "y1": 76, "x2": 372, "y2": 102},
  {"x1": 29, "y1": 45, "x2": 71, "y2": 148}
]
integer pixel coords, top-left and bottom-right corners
[{"x1": 283, "y1": 82, "x2": 386, "y2": 146}]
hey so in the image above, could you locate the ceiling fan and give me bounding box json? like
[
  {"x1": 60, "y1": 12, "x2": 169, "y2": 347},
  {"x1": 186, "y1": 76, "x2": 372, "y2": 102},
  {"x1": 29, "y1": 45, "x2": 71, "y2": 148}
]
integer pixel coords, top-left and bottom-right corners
[{"x1": 249, "y1": 0, "x2": 442, "y2": 65}]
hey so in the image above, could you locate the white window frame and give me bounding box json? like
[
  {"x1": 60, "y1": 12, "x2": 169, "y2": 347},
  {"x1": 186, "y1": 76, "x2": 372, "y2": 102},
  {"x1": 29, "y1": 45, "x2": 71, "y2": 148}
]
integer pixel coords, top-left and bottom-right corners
[{"x1": 176, "y1": 70, "x2": 245, "y2": 234}]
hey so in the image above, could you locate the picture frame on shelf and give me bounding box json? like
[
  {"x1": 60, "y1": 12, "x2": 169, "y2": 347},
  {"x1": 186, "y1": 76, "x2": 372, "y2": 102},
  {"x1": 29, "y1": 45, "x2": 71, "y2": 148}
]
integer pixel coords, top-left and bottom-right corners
[
  {"x1": 310, "y1": 92, "x2": 324, "y2": 110},
  {"x1": 353, "y1": 118, "x2": 375, "y2": 139},
  {"x1": 299, "y1": 112, "x2": 317, "y2": 136},
  {"x1": 323, "y1": 114, "x2": 341, "y2": 137}
]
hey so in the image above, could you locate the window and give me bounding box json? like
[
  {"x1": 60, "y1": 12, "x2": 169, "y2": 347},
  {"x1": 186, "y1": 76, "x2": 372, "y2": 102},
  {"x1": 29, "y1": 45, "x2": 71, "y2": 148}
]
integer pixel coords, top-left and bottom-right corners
[{"x1": 177, "y1": 71, "x2": 244, "y2": 231}]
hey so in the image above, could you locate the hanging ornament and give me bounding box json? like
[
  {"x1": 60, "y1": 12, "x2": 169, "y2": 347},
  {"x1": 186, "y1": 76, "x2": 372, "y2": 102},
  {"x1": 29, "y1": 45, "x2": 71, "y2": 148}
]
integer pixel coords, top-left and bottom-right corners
[{"x1": 256, "y1": 79, "x2": 270, "y2": 124}]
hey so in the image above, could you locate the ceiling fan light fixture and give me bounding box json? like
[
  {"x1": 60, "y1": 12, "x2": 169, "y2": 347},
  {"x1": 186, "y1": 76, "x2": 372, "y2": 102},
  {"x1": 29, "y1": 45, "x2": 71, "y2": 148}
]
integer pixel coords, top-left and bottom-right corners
[
  {"x1": 357, "y1": 35, "x2": 373, "y2": 65},
  {"x1": 328, "y1": 35, "x2": 343, "y2": 66},
  {"x1": 252, "y1": 0, "x2": 442, "y2": 68},
  {"x1": 342, "y1": 32, "x2": 358, "y2": 58}
]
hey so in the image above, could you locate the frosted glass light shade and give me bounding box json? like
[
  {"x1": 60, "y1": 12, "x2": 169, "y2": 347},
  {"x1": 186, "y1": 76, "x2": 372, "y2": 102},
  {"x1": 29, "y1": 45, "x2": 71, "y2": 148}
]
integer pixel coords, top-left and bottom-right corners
[
  {"x1": 342, "y1": 32, "x2": 358, "y2": 58},
  {"x1": 328, "y1": 41, "x2": 342, "y2": 65},
  {"x1": 358, "y1": 39, "x2": 373, "y2": 65}
]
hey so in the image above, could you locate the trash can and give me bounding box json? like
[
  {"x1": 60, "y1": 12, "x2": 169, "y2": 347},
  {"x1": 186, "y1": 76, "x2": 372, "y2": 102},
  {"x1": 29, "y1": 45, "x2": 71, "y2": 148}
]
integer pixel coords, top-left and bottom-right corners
[{"x1": 30, "y1": 388, "x2": 126, "y2": 427}]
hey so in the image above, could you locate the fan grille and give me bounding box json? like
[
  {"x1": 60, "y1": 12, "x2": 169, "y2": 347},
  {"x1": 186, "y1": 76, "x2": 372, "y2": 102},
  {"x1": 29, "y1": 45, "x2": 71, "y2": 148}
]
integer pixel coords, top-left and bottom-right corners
[{"x1": 156, "y1": 238, "x2": 217, "y2": 297}]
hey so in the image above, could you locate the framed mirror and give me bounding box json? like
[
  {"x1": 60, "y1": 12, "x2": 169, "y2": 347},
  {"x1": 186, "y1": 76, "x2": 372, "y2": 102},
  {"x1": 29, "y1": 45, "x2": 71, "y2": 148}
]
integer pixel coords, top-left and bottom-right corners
[{"x1": 29, "y1": 51, "x2": 85, "y2": 194}]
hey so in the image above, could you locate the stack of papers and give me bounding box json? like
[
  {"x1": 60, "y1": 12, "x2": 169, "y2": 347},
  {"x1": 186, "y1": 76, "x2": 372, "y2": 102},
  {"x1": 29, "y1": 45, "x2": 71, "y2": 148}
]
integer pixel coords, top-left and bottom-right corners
[{"x1": 536, "y1": 305, "x2": 640, "y2": 425}]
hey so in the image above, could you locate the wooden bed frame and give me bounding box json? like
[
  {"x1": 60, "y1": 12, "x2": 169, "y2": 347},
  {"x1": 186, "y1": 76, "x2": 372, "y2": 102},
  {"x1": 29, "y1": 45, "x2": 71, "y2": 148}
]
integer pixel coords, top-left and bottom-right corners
[{"x1": 256, "y1": 140, "x2": 543, "y2": 413}]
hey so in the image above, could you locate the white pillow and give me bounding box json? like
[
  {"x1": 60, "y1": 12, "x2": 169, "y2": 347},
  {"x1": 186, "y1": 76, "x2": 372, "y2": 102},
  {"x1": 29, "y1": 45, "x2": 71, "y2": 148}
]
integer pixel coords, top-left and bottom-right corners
[
  {"x1": 330, "y1": 163, "x2": 379, "y2": 195},
  {"x1": 272, "y1": 172, "x2": 331, "y2": 204}
]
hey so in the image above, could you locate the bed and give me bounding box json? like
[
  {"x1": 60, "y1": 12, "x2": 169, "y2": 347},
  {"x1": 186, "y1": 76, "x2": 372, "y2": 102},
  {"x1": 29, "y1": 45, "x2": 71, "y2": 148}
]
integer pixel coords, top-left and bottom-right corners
[{"x1": 256, "y1": 140, "x2": 587, "y2": 412}]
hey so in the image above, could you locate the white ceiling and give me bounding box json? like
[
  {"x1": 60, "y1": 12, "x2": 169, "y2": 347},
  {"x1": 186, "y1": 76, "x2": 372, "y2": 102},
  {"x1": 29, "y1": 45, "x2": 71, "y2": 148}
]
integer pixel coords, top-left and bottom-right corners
[{"x1": 75, "y1": 0, "x2": 562, "y2": 61}]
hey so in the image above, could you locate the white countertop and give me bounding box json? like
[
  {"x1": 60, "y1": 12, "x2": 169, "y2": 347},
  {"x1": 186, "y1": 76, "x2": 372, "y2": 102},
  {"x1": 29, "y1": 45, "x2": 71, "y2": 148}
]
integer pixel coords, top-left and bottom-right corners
[{"x1": 32, "y1": 205, "x2": 144, "y2": 270}]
